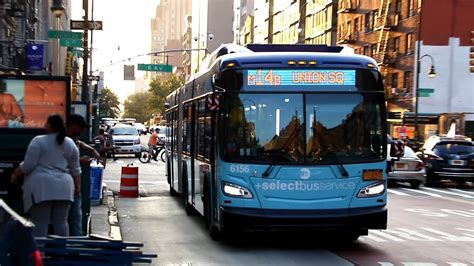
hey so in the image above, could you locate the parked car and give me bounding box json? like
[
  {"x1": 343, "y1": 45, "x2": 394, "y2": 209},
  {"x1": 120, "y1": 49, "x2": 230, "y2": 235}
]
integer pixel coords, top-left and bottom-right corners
[
  {"x1": 108, "y1": 124, "x2": 141, "y2": 157},
  {"x1": 133, "y1": 122, "x2": 147, "y2": 135},
  {"x1": 387, "y1": 145, "x2": 425, "y2": 188},
  {"x1": 419, "y1": 135, "x2": 474, "y2": 185}
]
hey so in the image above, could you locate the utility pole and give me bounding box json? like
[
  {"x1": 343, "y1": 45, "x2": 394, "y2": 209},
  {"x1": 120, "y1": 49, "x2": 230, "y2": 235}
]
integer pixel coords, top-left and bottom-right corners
[{"x1": 81, "y1": 0, "x2": 89, "y2": 103}]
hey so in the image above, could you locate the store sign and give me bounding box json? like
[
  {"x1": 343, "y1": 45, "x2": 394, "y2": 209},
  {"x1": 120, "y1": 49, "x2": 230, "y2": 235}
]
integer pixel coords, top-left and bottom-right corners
[
  {"x1": 245, "y1": 69, "x2": 356, "y2": 87},
  {"x1": 25, "y1": 44, "x2": 44, "y2": 71}
]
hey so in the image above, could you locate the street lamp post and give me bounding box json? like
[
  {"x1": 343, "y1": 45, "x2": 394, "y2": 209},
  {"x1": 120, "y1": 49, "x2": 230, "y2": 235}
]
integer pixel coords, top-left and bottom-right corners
[
  {"x1": 297, "y1": 0, "x2": 315, "y2": 44},
  {"x1": 414, "y1": 53, "x2": 436, "y2": 141},
  {"x1": 50, "y1": 0, "x2": 65, "y2": 76},
  {"x1": 194, "y1": 32, "x2": 214, "y2": 73}
]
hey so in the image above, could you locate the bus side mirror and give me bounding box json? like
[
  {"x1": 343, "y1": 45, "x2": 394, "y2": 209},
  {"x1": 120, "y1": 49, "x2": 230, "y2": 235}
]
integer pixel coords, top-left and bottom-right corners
[
  {"x1": 390, "y1": 141, "x2": 405, "y2": 158},
  {"x1": 212, "y1": 74, "x2": 225, "y2": 92}
]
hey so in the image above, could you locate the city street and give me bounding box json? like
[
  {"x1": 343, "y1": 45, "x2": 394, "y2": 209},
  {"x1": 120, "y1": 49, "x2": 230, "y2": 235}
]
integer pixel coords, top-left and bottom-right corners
[{"x1": 99, "y1": 137, "x2": 474, "y2": 266}]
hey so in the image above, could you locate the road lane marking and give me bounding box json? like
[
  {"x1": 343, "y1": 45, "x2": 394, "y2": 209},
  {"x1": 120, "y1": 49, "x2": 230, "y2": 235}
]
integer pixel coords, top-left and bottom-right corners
[
  {"x1": 448, "y1": 263, "x2": 469, "y2": 266},
  {"x1": 370, "y1": 230, "x2": 405, "y2": 242},
  {"x1": 455, "y1": 228, "x2": 474, "y2": 238},
  {"x1": 391, "y1": 228, "x2": 442, "y2": 241},
  {"x1": 401, "y1": 188, "x2": 444, "y2": 198},
  {"x1": 388, "y1": 189, "x2": 411, "y2": 196},
  {"x1": 422, "y1": 187, "x2": 474, "y2": 199},
  {"x1": 449, "y1": 188, "x2": 474, "y2": 195},
  {"x1": 421, "y1": 228, "x2": 474, "y2": 241}
]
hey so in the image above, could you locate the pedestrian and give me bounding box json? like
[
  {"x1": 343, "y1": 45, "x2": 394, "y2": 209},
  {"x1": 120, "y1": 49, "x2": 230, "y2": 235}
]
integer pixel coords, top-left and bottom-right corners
[
  {"x1": 106, "y1": 129, "x2": 116, "y2": 161},
  {"x1": 148, "y1": 128, "x2": 160, "y2": 161},
  {"x1": 93, "y1": 128, "x2": 108, "y2": 167},
  {"x1": 10, "y1": 114, "x2": 81, "y2": 237},
  {"x1": 66, "y1": 114, "x2": 101, "y2": 236}
]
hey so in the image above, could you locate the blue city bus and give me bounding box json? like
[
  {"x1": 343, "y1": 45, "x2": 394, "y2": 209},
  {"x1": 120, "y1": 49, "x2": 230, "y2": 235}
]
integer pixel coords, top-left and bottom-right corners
[{"x1": 165, "y1": 44, "x2": 389, "y2": 240}]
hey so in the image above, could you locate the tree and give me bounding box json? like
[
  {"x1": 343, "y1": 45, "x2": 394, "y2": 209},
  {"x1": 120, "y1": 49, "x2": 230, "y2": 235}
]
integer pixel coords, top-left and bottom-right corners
[
  {"x1": 123, "y1": 92, "x2": 153, "y2": 123},
  {"x1": 99, "y1": 88, "x2": 120, "y2": 118},
  {"x1": 148, "y1": 74, "x2": 184, "y2": 115}
]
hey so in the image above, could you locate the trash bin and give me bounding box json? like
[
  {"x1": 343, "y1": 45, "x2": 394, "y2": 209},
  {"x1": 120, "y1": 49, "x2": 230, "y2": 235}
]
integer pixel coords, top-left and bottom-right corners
[{"x1": 89, "y1": 161, "x2": 104, "y2": 206}]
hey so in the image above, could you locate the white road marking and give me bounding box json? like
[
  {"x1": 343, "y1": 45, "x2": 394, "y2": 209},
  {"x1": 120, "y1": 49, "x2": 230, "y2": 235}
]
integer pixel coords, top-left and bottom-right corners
[
  {"x1": 401, "y1": 188, "x2": 444, "y2": 198},
  {"x1": 391, "y1": 228, "x2": 442, "y2": 241},
  {"x1": 421, "y1": 228, "x2": 474, "y2": 241},
  {"x1": 388, "y1": 189, "x2": 411, "y2": 196},
  {"x1": 455, "y1": 228, "x2": 474, "y2": 238},
  {"x1": 370, "y1": 230, "x2": 405, "y2": 242},
  {"x1": 422, "y1": 187, "x2": 474, "y2": 199},
  {"x1": 447, "y1": 263, "x2": 469, "y2": 266},
  {"x1": 449, "y1": 188, "x2": 474, "y2": 195}
]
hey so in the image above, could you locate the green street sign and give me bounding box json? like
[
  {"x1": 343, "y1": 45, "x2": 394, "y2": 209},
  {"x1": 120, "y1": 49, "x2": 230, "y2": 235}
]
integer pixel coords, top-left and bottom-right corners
[
  {"x1": 418, "y1": 92, "x2": 431, "y2": 97},
  {"x1": 48, "y1": 30, "x2": 83, "y2": 39},
  {"x1": 60, "y1": 39, "x2": 82, "y2": 48},
  {"x1": 418, "y1": 88, "x2": 434, "y2": 93},
  {"x1": 137, "y1": 63, "x2": 173, "y2": 72},
  {"x1": 71, "y1": 49, "x2": 83, "y2": 57}
]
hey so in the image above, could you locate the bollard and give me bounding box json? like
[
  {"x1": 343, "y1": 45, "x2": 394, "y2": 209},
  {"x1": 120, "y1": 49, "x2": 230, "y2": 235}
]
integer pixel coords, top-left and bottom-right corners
[{"x1": 120, "y1": 164, "x2": 139, "y2": 198}]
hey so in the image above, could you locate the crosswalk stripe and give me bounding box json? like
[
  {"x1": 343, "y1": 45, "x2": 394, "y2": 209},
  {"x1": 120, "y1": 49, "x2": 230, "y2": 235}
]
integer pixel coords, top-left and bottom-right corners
[
  {"x1": 363, "y1": 234, "x2": 387, "y2": 242},
  {"x1": 370, "y1": 230, "x2": 405, "y2": 242},
  {"x1": 422, "y1": 187, "x2": 474, "y2": 199},
  {"x1": 387, "y1": 189, "x2": 411, "y2": 196},
  {"x1": 401, "y1": 188, "x2": 444, "y2": 198},
  {"x1": 449, "y1": 188, "x2": 474, "y2": 195}
]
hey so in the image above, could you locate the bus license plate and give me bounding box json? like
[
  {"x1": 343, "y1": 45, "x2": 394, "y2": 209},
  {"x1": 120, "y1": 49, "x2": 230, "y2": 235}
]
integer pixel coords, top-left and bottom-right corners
[
  {"x1": 450, "y1": 160, "x2": 464, "y2": 166},
  {"x1": 395, "y1": 163, "x2": 408, "y2": 170}
]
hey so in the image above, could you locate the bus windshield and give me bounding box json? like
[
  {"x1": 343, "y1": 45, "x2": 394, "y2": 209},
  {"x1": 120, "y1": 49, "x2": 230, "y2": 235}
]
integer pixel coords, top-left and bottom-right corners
[{"x1": 223, "y1": 92, "x2": 385, "y2": 164}]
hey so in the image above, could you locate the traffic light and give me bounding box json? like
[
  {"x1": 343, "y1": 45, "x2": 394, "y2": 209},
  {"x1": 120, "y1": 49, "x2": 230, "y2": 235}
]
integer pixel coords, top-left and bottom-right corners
[{"x1": 470, "y1": 31, "x2": 474, "y2": 73}]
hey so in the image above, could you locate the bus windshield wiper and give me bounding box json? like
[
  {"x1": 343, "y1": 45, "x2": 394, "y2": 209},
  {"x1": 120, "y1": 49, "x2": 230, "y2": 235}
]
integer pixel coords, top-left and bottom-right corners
[
  {"x1": 319, "y1": 152, "x2": 349, "y2": 177},
  {"x1": 261, "y1": 151, "x2": 293, "y2": 177}
]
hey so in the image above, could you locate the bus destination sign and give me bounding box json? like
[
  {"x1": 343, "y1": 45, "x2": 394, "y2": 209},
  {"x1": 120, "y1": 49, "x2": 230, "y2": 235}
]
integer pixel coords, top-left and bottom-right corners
[{"x1": 245, "y1": 69, "x2": 356, "y2": 87}]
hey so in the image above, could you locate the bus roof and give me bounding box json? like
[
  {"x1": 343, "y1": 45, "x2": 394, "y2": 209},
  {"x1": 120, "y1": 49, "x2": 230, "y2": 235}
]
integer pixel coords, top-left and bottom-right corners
[{"x1": 217, "y1": 51, "x2": 377, "y2": 71}]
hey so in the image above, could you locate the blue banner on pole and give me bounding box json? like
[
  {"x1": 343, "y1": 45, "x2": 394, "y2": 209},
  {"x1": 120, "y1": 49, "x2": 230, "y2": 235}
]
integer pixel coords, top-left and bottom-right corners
[{"x1": 25, "y1": 43, "x2": 44, "y2": 71}]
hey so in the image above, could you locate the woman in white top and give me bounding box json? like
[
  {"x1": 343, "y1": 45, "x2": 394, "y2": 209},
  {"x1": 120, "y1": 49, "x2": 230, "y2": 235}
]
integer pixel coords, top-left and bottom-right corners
[{"x1": 10, "y1": 114, "x2": 81, "y2": 237}]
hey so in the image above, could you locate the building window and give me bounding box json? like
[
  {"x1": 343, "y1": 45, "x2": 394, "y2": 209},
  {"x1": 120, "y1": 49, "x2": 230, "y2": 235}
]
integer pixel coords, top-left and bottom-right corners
[
  {"x1": 403, "y1": 71, "x2": 412, "y2": 90},
  {"x1": 393, "y1": 37, "x2": 400, "y2": 53},
  {"x1": 354, "y1": 17, "x2": 360, "y2": 36},
  {"x1": 408, "y1": 0, "x2": 415, "y2": 17},
  {"x1": 364, "y1": 13, "x2": 371, "y2": 32},
  {"x1": 391, "y1": 72, "x2": 399, "y2": 88},
  {"x1": 371, "y1": 44, "x2": 377, "y2": 57},
  {"x1": 406, "y1": 33, "x2": 413, "y2": 54},
  {"x1": 363, "y1": 45, "x2": 370, "y2": 56},
  {"x1": 395, "y1": 0, "x2": 402, "y2": 19}
]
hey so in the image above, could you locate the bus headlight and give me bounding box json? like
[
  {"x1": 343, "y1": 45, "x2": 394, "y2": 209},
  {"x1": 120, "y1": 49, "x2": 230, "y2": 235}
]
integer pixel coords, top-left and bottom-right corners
[
  {"x1": 134, "y1": 139, "x2": 140, "y2": 145},
  {"x1": 357, "y1": 182, "x2": 385, "y2": 198},
  {"x1": 222, "y1": 182, "x2": 253, "y2": 199}
]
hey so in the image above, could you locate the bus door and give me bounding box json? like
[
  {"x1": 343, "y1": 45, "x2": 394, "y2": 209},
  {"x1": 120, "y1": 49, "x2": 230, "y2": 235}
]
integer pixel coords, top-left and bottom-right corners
[{"x1": 191, "y1": 98, "x2": 213, "y2": 215}]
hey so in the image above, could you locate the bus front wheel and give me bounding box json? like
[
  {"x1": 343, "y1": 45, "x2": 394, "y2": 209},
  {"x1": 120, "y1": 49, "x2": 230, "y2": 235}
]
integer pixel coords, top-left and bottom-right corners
[{"x1": 203, "y1": 179, "x2": 225, "y2": 241}]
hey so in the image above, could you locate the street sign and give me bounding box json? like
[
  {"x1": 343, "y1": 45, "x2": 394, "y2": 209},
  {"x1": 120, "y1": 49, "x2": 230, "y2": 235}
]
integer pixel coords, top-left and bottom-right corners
[
  {"x1": 418, "y1": 92, "x2": 431, "y2": 97},
  {"x1": 71, "y1": 49, "x2": 83, "y2": 57},
  {"x1": 418, "y1": 88, "x2": 434, "y2": 93},
  {"x1": 88, "y1": 76, "x2": 100, "y2": 81},
  {"x1": 48, "y1": 30, "x2": 82, "y2": 39},
  {"x1": 137, "y1": 64, "x2": 173, "y2": 72},
  {"x1": 60, "y1": 39, "x2": 82, "y2": 48},
  {"x1": 71, "y1": 20, "x2": 103, "y2": 31}
]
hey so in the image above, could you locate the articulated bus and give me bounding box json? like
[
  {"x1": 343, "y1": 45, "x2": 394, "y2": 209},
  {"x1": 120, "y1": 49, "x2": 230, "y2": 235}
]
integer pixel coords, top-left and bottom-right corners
[{"x1": 165, "y1": 44, "x2": 390, "y2": 240}]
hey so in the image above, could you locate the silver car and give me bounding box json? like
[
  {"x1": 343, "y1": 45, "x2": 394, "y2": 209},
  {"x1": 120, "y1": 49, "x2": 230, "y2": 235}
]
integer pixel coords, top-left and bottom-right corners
[
  {"x1": 108, "y1": 124, "x2": 141, "y2": 157},
  {"x1": 387, "y1": 145, "x2": 426, "y2": 188}
]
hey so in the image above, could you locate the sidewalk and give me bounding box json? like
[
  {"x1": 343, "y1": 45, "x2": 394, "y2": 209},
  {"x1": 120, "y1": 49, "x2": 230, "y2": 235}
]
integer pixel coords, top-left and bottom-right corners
[{"x1": 89, "y1": 157, "x2": 165, "y2": 240}]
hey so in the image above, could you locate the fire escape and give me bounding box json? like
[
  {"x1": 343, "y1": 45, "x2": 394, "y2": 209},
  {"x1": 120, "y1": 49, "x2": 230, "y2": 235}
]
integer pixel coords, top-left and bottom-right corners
[{"x1": 374, "y1": 0, "x2": 392, "y2": 77}]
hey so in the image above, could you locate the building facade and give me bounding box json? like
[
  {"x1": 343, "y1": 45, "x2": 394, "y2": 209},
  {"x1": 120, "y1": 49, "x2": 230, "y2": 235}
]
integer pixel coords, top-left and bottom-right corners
[
  {"x1": 150, "y1": 0, "x2": 191, "y2": 80},
  {"x1": 336, "y1": 0, "x2": 474, "y2": 139},
  {"x1": 304, "y1": 0, "x2": 338, "y2": 45},
  {"x1": 191, "y1": 0, "x2": 233, "y2": 75}
]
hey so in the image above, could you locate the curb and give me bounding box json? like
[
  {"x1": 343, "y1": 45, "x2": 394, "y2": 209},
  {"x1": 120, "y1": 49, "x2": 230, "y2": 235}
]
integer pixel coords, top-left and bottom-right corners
[{"x1": 106, "y1": 190, "x2": 122, "y2": 241}]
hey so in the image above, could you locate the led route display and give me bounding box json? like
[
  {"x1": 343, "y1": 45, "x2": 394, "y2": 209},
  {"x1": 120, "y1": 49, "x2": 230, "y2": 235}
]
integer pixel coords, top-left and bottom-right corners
[{"x1": 245, "y1": 69, "x2": 356, "y2": 87}]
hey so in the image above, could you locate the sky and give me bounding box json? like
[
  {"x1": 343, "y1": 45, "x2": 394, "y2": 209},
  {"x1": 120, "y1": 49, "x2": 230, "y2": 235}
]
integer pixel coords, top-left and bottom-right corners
[{"x1": 71, "y1": 0, "x2": 161, "y2": 102}]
